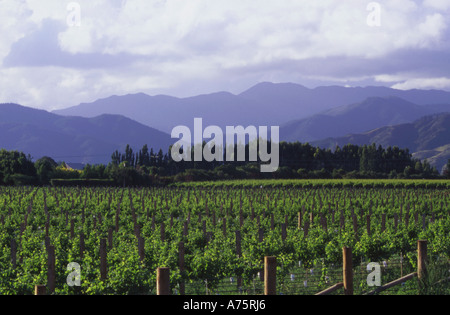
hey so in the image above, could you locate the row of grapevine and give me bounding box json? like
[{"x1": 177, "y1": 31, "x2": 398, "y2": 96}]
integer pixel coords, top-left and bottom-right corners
[
  {"x1": 172, "y1": 179, "x2": 450, "y2": 189},
  {"x1": 0, "y1": 184, "x2": 448, "y2": 294}
]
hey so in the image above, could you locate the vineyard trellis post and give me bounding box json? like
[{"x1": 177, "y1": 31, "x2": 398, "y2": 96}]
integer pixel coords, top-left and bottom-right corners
[
  {"x1": 138, "y1": 237, "x2": 145, "y2": 262},
  {"x1": 47, "y1": 245, "x2": 56, "y2": 294},
  {"x1": 235, "y1": 230, "x2": 243, "y2": 289},
  {"x1": 417, "y1": 240, "x2": 428, "y2": 293},
  {"x1": 264, "y1": 256, "x2": 277, "y2": 295},
  {"x1": 179, "y1": 242, "x2": 185, "y2": 295},
  {"x1": 34, "y1": 285, "x2": 46, "y2": 296},
  {"x1": 10, "y1": 238, "x2": 17, "y2": 269},
  {"x1": 100, "y1": 238, "x2": 107, "y2": 281},
  {"x1": 80, "y1": 232, "x2": 85, "y2": 259},
  {"x1": 157, "y1": 267, "x2": 170, "y2": 295},
  {"x1": 343, "y1": 247, "x2": 353, "y2": 295}
]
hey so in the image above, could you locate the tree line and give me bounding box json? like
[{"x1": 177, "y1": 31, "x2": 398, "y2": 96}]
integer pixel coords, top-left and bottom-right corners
[{"x1": 1, "y1": 142, "x2": 449, "y2": 186}]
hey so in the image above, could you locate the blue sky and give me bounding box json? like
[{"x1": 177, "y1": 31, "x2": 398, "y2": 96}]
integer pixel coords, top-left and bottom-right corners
[{"x1": 1, "y1": 0, "x2": 450, "y2": 110}]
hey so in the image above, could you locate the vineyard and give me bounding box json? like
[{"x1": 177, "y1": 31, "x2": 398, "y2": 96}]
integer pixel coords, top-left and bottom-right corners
[{"x1": 0, "y1": 180, "x2": 449, "y2": 295}]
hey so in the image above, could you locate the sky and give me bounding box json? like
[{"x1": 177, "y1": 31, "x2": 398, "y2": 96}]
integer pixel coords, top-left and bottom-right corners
[{"x1": 0, "y1": 0, "x2": 450, "y2": 110}]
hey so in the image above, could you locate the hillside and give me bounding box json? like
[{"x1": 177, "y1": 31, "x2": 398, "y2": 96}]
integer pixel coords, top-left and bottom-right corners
[
  {"x1": 312, "y1": 113, "x2": 450, "y2": 172},
  {"x1": 0, "y1": 103, "x2": 172, "y2": 164},
  {"x1": 53, "y1": 83, "x2": 450, "y2": 134},
  {"x1": 280, "y1": 96, "x2": 450, "y2": 142}
]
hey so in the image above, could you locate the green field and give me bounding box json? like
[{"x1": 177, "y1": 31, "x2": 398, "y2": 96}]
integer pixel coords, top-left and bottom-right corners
[{"x1": 0, "y1": 179, "x2": 449, "y2": 295}]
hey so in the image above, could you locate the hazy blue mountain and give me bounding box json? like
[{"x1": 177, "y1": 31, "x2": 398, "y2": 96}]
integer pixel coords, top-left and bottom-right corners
[
  {"x1": 53, "y1": 82, "x2": 450, "y2": 133},
  {"x1": 280, "y1": 96, "x2": 450, "y2": 142},
  {"x1": 0, "y1": 103, "x2": 172, "y2": 164},
  {"x1": 312, "y1": 113, "x2": 450, "y2": 172},
  {"x1": 53, "y1": 92, "x2": 262, "y2": 133}
]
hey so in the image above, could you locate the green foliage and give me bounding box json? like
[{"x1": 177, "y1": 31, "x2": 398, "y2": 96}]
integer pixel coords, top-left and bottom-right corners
[
  {"x1": 0, "y1": 149, "x2": 36, "y2": 185},
  {"x1": 0, "y1": 183, "x2": 448, "y2": 295}
]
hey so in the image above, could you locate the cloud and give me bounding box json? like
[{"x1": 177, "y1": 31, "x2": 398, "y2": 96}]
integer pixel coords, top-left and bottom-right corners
[
  {"x1": 423, "y1": 0, "x2": 450, "y2": 11},
  {"x1": 391, "y1": 77, "x2": 450, "y2": 90},
  {"x1": 3, "y1": 19, "x2": 138, "y2": 69},
  {"x1": 1, "y1": 0, "x2": 450, "y2": 110}
]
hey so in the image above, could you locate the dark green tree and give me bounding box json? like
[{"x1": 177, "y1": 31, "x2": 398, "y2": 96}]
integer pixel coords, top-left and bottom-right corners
[
  {"x1": 444, "y1": 159, "x2": 450, "y2": 179},
  {"x1": 35, "y1": 156, "x2": 57, "y2": 185}
]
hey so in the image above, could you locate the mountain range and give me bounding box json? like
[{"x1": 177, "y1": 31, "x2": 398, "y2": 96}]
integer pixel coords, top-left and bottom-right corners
[
  {"x1": 1, "y1": 82, "x2": 450, "y2": 171},
  {"x1": 53, "y1": 82, "x2": 450, "y2": 134},
  {"x1": 280, "y1": 96, "x2": 450, "y2": 142},
  {"x1": 312, "y1": 113, "x2": 450, "y2": 172},
  {"x1": 0, "y1": 103, "x2": 172, "y2": 164}
]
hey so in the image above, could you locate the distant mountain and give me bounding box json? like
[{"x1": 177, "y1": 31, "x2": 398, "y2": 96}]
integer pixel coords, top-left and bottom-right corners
[
  {"x1": 312, "y1": 113, "x2": 450, "y2": 172},
  {"x1": 280, "y1": 96, "x2": 450, "y2": 142},
  {"x1": 53, "y1": 82, "x2": 450, "y2": 133},
  {"x1": 0, "y1": 103, "x2": 172, "y2": 164}
]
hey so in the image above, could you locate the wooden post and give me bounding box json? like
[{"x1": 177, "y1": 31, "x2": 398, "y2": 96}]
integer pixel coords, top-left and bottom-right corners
[
  {"x1": 47, "y1": 245, "x2": 56, "y2": 294},
  {"x1": 183, "y1": 221, "x2": 188, "y2": 237},
  {"x1": 281, "y1": 224, "x2": 287, "y2": 242},
  {"x1": 108, "y1": 227, "x2": 113, "y2": 250},
  {"x1": 157, "y1": 267, "x2": 170, "y2": 295},
  {"x1": 343, "y1": 247, "x2": 353, "y2": 295},
  {"x1": 298, "y1": 211, "x2": 302, "y2": 230},
  {"x1": 304, "y1": 220, "x2": 310, "y2": 237},
  {"x1": 366, "y1": 272, "x2": 417, "y2": 296},
  {"x1": 235, "y1": 230, "x2": 242, "y2": 258},
  {"x1": 70, "y1": 219, "x2": 75, "y2": 239},
  {"x1": 417, "y1": 240, "x2": 428, "y2": 286},
  {"x1": 138, "y1": 237, "x2": 145, "y2": 262},
  {"x1": 264, "y1": 256, "x2": 277, "y2": 295},
  {"x1": 222, "y1": 218, "x2": 227, "y2": 237},
  {"x1": 80, "y1": 232, "x2": 85, "y2": 259},
  {"x1": 235, "y1": 230, "x2": 242, "y2": 289},
  {"x1": 258, "y1": 228, "x2": 264, "y2": 242},
  {"x1": 160, "y1": 222, "x2": 165, "y2": 241},
  {"x1": 179, "y1": 242, "x2": 185, "y2": 295},
  {"x1": 35, "y1": 285, "x2": 46, "y2": 296},
  {"x1": 381, "y1": 213, "x2": 386, "y2": 232},
  {"x1": 44, "y1": 236, "x2": 50, "y2": 252},
  {"x1": 115, "y1": 211, "x2": 120, "y2": 233},
  {"x1": 316, "y1": 282, "x2": 344, "y2": 296},
  {"x1": 352, "y1": 215, "x2": 358, "y2": 235},
  {"x1": 11, "y1": 238, "x2": 17, "y2": 269},
  {"x1": 100, "y1": 238, "x2": 107, "y2": 281}
]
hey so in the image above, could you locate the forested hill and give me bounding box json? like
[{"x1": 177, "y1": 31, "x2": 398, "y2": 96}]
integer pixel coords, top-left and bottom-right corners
[{"x1": 312, "y1": 113, "x2": 450, "y2": 173}]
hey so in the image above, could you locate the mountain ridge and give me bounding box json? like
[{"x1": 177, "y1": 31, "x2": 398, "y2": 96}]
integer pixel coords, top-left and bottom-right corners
[
  {"x1": 0, "y1": 103, "x2": 172, "y2": 164},
  {"x1": 311, "y1": 112, "x2": 450, "y2": 172},
  {"x1": 53, "y1": 82, "x2": 450, "y2": 134},
  {"x1": 280, "y1": 96, "x2": 450, "y2": 142}
]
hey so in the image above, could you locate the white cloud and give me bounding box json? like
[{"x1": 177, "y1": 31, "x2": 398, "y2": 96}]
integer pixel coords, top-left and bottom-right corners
[
  {"x1": 0, "y1": 1, "x2": 33, "y2": 62},
  {"x1": 1, "y1": 0, "x2": 450, "y2": 109},
  {"x1": 53, "y1": 0, "x2": 448, "y2": 59},
  {"x1": 423, "y1": 0, "x2": 450, "y2": 11},
  {"x1": 391, "y1": 77, "x2": 450, "y2": 90}
]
